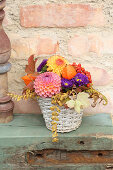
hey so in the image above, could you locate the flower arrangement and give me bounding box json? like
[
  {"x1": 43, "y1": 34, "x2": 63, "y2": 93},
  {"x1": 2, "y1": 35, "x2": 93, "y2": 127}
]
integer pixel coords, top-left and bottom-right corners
[{"x1": 8, "y1": 55, "x2": 108, "y2": 142}]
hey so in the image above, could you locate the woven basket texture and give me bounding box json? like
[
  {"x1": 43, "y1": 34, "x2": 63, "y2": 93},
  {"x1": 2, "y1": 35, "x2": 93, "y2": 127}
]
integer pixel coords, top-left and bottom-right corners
[{"x1": 38, "y1": 98, "x2": 83, "y2": 133}]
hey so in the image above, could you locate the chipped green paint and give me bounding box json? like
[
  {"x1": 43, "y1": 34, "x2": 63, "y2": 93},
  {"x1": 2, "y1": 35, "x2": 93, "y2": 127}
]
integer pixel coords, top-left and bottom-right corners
[
  {"x1": 0, "y1": 113, "x2": 112, "y2": 169},
  {"x1": 0, "y1": 164, "x2": 108, "y2": 170},
  {"x1": 0, "y1": 113, "x2": 112, "y2": 150}
]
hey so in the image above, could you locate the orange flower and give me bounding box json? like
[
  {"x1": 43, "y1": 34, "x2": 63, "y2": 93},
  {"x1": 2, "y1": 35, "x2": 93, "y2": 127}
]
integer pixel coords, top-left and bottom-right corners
[{"x1": 22, "y1": 74, "x2": 36, "y2": 85}]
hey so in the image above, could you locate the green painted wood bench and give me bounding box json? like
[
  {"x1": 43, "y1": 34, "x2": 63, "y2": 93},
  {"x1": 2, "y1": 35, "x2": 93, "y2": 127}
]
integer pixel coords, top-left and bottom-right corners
[{"x1": 0, "y1": 113, "x2": 113, "y2": 170}]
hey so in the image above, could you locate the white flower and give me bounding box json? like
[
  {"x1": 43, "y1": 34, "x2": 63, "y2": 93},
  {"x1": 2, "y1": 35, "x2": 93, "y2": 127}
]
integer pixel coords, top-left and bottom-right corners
[
  {"x1": 74, "y1": 100, "x2": 82, "y2": 113},
  {"x1": 66, "y1": 92, "x2": 90, "y2": 114},
  {"x1": 66, "y1": 100, "x2": 75, "y2": 108},
  {"x1": 77, "y1": 92, "x2": 90, "y2": 108}
]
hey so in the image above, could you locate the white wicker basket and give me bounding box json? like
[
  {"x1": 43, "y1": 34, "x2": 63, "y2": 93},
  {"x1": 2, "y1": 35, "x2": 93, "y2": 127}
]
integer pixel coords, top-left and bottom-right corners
[{"x1": 38, "y1": 98, "x2": 83, "y2": 133}]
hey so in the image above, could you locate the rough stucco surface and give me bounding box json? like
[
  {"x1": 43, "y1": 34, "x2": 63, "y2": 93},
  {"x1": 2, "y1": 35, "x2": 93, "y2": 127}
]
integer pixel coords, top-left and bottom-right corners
[{"x1": 3, "y1": 0, "x2": 113, "y2": 114}]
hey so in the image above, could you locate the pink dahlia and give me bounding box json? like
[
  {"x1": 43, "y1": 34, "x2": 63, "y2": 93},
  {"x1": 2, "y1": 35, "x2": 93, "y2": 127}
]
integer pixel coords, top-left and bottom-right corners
[{"x1": 34, "y1": 72, "x2": 61, "y2": 98}]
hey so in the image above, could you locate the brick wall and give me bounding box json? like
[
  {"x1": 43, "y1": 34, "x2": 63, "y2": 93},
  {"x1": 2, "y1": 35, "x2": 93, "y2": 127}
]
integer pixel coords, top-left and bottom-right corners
[{"x1": 4, "y1": 0, "x2": 113, "y2": 115}]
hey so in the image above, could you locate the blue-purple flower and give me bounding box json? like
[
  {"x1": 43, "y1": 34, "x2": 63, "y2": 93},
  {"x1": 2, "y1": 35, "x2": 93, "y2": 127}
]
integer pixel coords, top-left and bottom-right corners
[
  {"x1": 37, "y1": 59, "x2": 48, "y2": 72},
  {"x1": 72, "y1": 73, "x2": 89, "y2": 87},
  {"x1": 61, "y1": 78, "x2": 73, "y2": 88}
]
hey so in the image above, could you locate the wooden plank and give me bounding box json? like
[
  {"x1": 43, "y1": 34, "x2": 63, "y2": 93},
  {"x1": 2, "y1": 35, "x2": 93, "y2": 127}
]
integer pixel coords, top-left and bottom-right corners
[
  {"x1": 0, "y1": 113, "x2": 112, "y2": 169},
  {"x1": 26, "y1": 149, "x2": 113, "y2": 165},
  {"x1": 0, "y1": 113, "x2": 112, "y2": 151},
  {"x1": 0, "y1": 114, "x2": 45, "y2": 127},
  {"x1": 0, "y1": 163, "x2": 108, "y2": 170},
  {"x1": 0, "y1": 113, "x2": 111, "y2": 127},
  {"x1": 82, "y1": 113, "x2": 112, "y2": 126},
  {"x1": 1, "y1": 150, "x2": 112, "y2": 169}
]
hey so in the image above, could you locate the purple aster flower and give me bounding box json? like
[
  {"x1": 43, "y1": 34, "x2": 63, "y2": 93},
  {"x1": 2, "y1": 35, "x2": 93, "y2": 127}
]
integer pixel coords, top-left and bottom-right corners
[
  {"x1": 72, "y1": 73, "x2": 89, "y2": 87},
  {"x1": 37, "y1": 59, "x2": 48, "y2": 72},
  {"x1": 61, "y1": 78, "x2": 73, "y2": 89}
]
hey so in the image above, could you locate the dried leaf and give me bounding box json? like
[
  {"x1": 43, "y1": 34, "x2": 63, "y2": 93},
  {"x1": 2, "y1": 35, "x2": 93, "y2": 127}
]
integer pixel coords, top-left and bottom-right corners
[
  {"x1": 90, "y1": 93, "x2": 99, "y2": 107},
  {"x1": 52, "y1": 112, "x2": 59, "y2": 116},
  {"x1": 52, "y1": 138, "x2": 59, "y2": 142},
  {"x1": 75, "y1": 86, "x2": 89, "y2": 93},
  {"x1": 64, "y1": 104, "x2": 69, "y2": 109},
  {"x1": 75, "y1": 87, "x2": 82, "y2": 93},
  {"x1": 52, "y1": 116, "x2": 59, "y2": 121},
  {"x1": 22, "y1": 81, "x2": 34, "y2": 94},
  {"x1": 52, "y1": 131, "x2": 58, "y2": 138},
  {"x1": 25, "y1": 55, "x2": 38, "y2": 74},
  {"x1": 32, "y1": 72, "x2": 39, "y2": 77}
]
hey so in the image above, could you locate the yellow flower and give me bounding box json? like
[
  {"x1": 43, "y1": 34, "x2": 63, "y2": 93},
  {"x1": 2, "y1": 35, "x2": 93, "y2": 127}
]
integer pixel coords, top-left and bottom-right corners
[{"x1": 47, "y1": 55, "x2": 68, "y2": 76}]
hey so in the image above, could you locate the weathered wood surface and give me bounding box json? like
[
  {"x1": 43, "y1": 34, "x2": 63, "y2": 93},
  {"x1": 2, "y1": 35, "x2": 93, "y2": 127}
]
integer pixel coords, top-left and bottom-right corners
[
  {"x1": 0, "y1": 113, "x2": 113, "y2": 169},
  {"x1": 0, "y1": 164, "x2": 113, "y2": 170},
  {"x1": 0, "y1": 113, "x2": 113, "y2": 150},
  {"x1": 27, "y1": 149, "x2": 113, "y2": 164}
]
